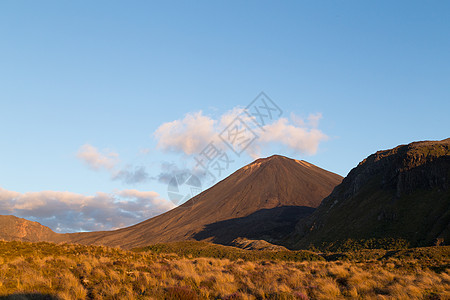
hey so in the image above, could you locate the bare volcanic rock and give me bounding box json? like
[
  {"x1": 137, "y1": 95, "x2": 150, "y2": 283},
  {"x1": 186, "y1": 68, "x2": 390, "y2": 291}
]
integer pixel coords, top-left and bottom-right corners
[
  {"x1": 65, "y1": 155, "x2": 342, "y2": 248},
  {"x1": 291, "y1": 138, "x2": 450, "y2": 249}
]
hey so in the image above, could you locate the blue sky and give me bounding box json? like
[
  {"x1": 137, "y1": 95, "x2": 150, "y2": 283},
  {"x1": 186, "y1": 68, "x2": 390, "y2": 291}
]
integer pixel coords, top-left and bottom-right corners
[{"x1": 0, "y1": 1, "x2": 449, "y2": 232}]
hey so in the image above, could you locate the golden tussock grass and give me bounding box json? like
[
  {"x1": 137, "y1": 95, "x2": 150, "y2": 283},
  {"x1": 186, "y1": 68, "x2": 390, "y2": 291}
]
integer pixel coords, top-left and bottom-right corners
[{"x1": 0, "y1": 241, "x2": 448, "y2": 299}]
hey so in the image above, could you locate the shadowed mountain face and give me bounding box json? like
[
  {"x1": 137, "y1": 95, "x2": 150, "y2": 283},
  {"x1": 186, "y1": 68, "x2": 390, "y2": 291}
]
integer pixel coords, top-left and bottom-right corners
[
  {"x1": 291, "y1": 139, "x2": 450, "y2": 249},
  {"x1": 62, "y1": 155, "x2": 342, "y2": 248},
  {"x1": 193, "y1": 206, "x2": 316, "y2": 244}
]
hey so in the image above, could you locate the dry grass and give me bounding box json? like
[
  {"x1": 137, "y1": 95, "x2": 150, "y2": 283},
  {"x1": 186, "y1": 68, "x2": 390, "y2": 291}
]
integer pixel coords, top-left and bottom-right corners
[{"x1": 0, "y1": 241, "x2": 448, "y2": 299}]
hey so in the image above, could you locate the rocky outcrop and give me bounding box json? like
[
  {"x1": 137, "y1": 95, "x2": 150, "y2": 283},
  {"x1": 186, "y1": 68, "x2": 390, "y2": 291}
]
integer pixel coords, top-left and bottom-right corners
[
  {"x1": 291, "y1": 138, "x2": 450, "y2": 248},
  {"x1": 340, "y1": 138, "x2": 449, "y2": 200},
  {"x1": 231, "y1": 237, "x2": 288, "y2": 251}
]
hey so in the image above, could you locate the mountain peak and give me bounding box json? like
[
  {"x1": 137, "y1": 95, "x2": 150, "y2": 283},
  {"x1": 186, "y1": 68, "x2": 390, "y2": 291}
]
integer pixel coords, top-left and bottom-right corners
[
  {"x1": 244, "y1": 154, "x2": 314, "y2": 172},
  {"x1": 63, "y1": 155, "x2": 342, "y2": 248},
  {"x1": 244, "y1": 154, "x2": 289, "y2": 169},
  {"x1": 250, "y1": 154, "x2": 289, "y2": 164}
]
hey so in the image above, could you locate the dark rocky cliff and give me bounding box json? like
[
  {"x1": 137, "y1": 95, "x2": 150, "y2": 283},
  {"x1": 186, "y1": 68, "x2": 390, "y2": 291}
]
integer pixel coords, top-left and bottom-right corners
[{"x1": 291, "y1": 138, "x2": 450, "y2": 249}]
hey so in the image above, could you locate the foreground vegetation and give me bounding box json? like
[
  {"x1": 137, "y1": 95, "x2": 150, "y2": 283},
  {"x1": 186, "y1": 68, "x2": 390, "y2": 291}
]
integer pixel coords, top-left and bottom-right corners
[
  {"x1": 136, "y1": 241, "x2": 323, "y2": 262},
  {"x1": 0, "y1": 241, "x2": 449, "y2": 299}
]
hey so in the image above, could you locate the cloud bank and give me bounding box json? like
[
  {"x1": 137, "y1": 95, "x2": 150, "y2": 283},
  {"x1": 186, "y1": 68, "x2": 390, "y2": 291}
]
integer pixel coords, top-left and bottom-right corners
[
  {"x1": 0, "y1": 187, "x2": 175, "y2": 233},
  {"x1": 153, "y1": 108, "x2": 328, "y2": 158}
]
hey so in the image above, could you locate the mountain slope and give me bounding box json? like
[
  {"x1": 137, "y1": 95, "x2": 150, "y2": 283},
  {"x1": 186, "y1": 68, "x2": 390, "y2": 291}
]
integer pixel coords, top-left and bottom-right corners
[
  {"x1": 66, "y1": 155, "x2": 342, "y2": 248},
  {"x1": 0, "y1": 215, "x2": 65, "y2": 242},
  {"x1": 291, "y1": 139, "x2": 450, "y2": 249}
]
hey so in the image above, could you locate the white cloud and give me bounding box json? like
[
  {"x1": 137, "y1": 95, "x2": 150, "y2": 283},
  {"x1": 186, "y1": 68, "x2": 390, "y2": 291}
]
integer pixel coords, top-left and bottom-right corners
[
  {"x1": 153, "y1": 108, "x2": 328, "y2": 158},
  {"x1": 307, "y1": 113, "x2": 323, "y2": 128},
  {"x1": 258, "y1": 114, "x2": 328, "y2": 156},
  {"x1": 77, "y1": 144, "x2": 119, "y2": 171},
  {"x1": 154, "y1": 111, "x2": 218, "y2": 155},
  {"x1": 0, "y1": 186, "x2": 175, "y2": 233},
  {"x1": 153, "y1": 107, "x2": 259, "y2": 155}
]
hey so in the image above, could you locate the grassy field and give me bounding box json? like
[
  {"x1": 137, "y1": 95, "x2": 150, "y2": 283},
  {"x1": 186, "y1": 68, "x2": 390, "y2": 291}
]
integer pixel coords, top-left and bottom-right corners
[
  {"x1": 0, "y1": 241, "x2": 449, "y2": 299},
  {"x1": 135, "y1": 241, "x2": 324, "y2": 262}
]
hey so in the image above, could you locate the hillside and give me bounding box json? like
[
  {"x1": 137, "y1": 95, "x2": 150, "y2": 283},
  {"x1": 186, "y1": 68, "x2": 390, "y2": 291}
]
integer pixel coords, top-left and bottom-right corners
[
  {"x1": 0, "y1": 215, "x2": 64, "y2": 242},
  {"x1": 291, "y1": 138, "x2": 450, "y2": 249},
  {"x1": 65, "y1": 155, "x2": 342, "y2": 248}
]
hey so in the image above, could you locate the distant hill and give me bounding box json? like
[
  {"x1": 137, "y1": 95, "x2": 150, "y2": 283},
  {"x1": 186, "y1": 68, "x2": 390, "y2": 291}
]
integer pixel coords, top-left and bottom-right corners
[
  {"x1": 64, "y1": 155, "x2": 342, "y2": 248},
  {"x1": 0, "y1": 215, "x2": 64, "y2": 242},
  {"x1": 290, "y1": 138, "x2": 450, "y2": 249}
]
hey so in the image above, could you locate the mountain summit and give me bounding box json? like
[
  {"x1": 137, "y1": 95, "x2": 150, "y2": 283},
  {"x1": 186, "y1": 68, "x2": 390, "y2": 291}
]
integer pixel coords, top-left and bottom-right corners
[{"x1": 66, "y1": 155, "x2": 342, "y2": 248}]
